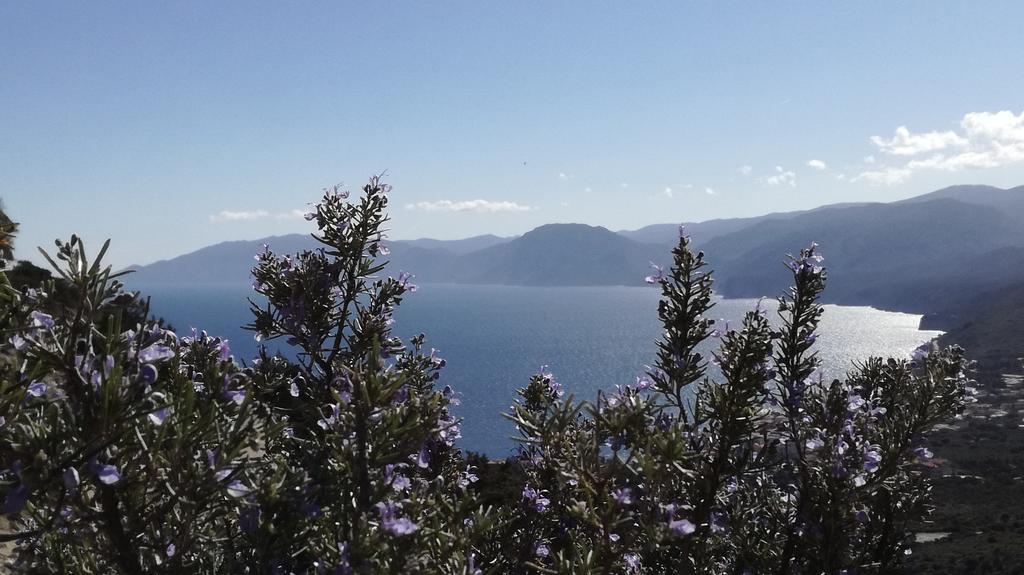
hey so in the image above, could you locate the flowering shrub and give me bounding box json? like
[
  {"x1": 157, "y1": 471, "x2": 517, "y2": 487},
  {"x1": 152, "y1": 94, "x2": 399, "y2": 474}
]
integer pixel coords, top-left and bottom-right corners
[{"x1": 0, "y1": 178, "x2": 969, "y2": 573}]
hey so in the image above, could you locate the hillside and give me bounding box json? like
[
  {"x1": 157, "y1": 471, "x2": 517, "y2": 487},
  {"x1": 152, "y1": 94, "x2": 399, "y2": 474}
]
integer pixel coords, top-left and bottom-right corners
[
  {"x1": 126, "y1": 185, "x2": 1024, "y2": 326},
  {"x1": 701, "y1": 199, "x2": 1024, "y2": 319},
  {"x1": 127, "y1": 224, "x2": 663, "y2": 288},
  {"x1": 448, "y1": 224, "x2": 662, "y2": 286},
  {"x1": 900, "y1": 184, "x2": 1024, "y2": 221}
]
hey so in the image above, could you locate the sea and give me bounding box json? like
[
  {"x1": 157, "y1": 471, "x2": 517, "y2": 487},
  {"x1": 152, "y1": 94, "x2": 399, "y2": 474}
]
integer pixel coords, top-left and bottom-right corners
[{"x1": 132, "y1": 283, "x2": 942, "y2": 457}]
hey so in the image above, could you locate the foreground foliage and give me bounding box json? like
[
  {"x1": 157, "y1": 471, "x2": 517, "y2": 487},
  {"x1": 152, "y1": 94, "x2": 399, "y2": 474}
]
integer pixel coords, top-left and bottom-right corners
[{"x1": 0, "y1": 179, "x2": 969, "y2": 573}]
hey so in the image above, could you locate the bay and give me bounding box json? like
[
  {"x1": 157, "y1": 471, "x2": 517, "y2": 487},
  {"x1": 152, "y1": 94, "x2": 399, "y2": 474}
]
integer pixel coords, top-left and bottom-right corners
[{"x1": 133, "y1": 282, "x2": 942, "y2": 457}]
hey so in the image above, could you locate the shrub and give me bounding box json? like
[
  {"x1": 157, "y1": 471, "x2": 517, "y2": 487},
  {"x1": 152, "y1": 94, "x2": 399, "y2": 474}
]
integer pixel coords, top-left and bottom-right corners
[{"x1": 0, "y1": 177, "x2": 969, "y2": 573}]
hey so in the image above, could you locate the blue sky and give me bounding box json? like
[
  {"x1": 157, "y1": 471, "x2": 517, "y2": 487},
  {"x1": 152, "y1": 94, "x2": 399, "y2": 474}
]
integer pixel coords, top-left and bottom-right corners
[{"x1": 3, "y1": 2, "x2": 1024, "y2": 268}]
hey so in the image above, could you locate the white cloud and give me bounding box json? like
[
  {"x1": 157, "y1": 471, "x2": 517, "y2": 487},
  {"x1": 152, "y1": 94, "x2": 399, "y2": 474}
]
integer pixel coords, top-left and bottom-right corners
[
  {"x1": 405, "y1": 199, "x2": 535, "y2": 213},
  {"x1": 705, "y1": 187, "x2": 716, "y2": 195},
  {"x1": 758, "y1": 166, "x2": 797, "y2": 187},
  {"x1": 275, "y1": 209, "x2": 308, "y2": 220},
  {"x1": 663, "y1": 187, "x2": 674, "y2": 198},
  {"x1": 860, "y1": 109, "x2": 1024, "y2": 184},
  {"x1": 584, "y1": 187, "x2": 592, "y2": 193},
  {"x1": 870, "y1": 126, "x2": 968, "y2": 156},
  {"x1": 209, "y1": 210, "x2": 269, "y2": 223},
  {"x1": 620, "y1": 182, "x2": 629, "y2": 188},
  {"x1": 738, "y1": 165, "x2": 753, "y2": 176},
  {"x1": 806, "y1": 159, "x2": 827, "y2": 170},
  {"x1": 209, "y1": 208, "x2": 312, "y2": 223},
  {"x1": 851, "y1": 167, "x2": 912, "y2": 186},
  {"x1": 863, "y1": 155, "x2": 876, "y2": 164},
  {"x1": 557, "y1": 172, "x2": 572, "y2": 181}
]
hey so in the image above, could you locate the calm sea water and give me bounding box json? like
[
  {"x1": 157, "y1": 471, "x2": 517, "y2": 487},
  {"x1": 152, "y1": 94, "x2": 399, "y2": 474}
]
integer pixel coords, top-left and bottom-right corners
[{"x1": 133, "y1": 283, "x2": 941, "y2": 457}]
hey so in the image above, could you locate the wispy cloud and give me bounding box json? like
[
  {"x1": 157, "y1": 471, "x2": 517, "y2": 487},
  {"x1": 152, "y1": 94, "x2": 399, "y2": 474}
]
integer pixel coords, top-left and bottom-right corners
[
  {"x1": 209, "y1": 210, "x2": 269, "y2": 222},
  {"x1": 705, "y1": 187, "x2": 716, "y2": 195},
  {"x1": 806, "y1": 159, "x2": 827, "y2": 170},
  {"x1": 405, "y1": 199, "x2": 535, "y2": 213},
  {"x1": 851, "y1": 167, "x2": 912, "y2": 186},
  {"x1": 857, "y1": 110, "x2": 1024, "y2": 185},
  {"x1": 758, "y1": 166, "x2": 797, "y2": 187},
  {"x1": 209, "y1": 209, "x2": 309, "y2": 223},
  {"x1": 663, "y1": 187, "x2": 674, "y2": 198},
  {"x1": 738, "y1": 165, "x2": 753, "y2": 176},
  {"x1": 275, "y1": 209, "x2": 308, "y2": 220}
]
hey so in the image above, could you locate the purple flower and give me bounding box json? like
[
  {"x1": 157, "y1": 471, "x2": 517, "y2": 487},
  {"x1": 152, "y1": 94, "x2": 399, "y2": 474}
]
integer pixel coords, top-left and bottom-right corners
[
  {"x1": 318, "y1": 403, "x2": 341, "y2": 429},
  {"x1": 847, "y1": 394, "x2": 866, "y2": 412},
  {"x1": 535, "y1": 543, "x2": 550, "y2": 558},
  {"x1": 377, "y1": 502, "x2": 418, "y2": 536},
  {"x1": 416, "y1": 445, "x2": 430, "y2": 468},
  {"x1": 710, "y1": 511, "x2": 728, "y2": 534},
  {"x1": 224, "y1": 386, "x2": 246, "y2": 406},
  {"x1": 612, "y1": 487, "x2": 634, "y2": 506},
  {"x1": 166, "y1": 543, "x2": 176, "y2": 558},
  {"x1": 806, "y1": 437, "x2": 825, "y2": 451},
  {"x1": 290, "y1": 379, "x2": 300, "y2": 397},
  {"x1": 458, "y1": 470, "x2": 479, "y2": 489},
  {"x1": 216, "y1": 339, "x2": 231, "y2": 362},
  {"x1": 391, "y1": 475, "x2": 411, "y2": 492},
  {"x1": 139, "y1": 344, "x2": 174, "y2": 363},
  {"x1": 95, "y1": 464, "x2": 121, "y2": 485},
  {"x1": 226, "y1": 480, "x2": 249, "y2": 498},
  {"x1": 63, "y1": 467, "x2": 80, "y2": 489},
  {"x1": 382, "y1": 516, "x2": 418, "y2": 536},
  {"x1": 522, "y1": 486, "x2": 550, "y2": 512},
  {"x1": 397, "y1": 271, "x2": 418, "y2": 293},
  {"x1": 149, "y1": 408, "x2": 170, "y2": 426},
  {"x1": 624, "y1": 553, "x2": 641, "y2": 573},
  {"x1": 669, "y1": 518, "x2": 696, "y2": 536},
  {"x1": 30, "y1": 311, "x2": 54, "y2": 330},
  {"x1": 139, "y1": 364, "x2": 159, "y2": 385},
  {"x1": 863, "y1": 448, "x2": 882, "y2": 473},
  {"x1": 644, "y1": 262, "x2": 665, "y2": 284},
  {"x1": 26, "y1": 381, "x2": 46, "y2": 397},
  {"x1": 854, "y1": 508, "x2": 870, "y2": 523},
  {"x1": 10, "y1": 335, "x2": 27, "y2": 351},
  {"x1": 913, "y1": 447, "x2": 933, "y2": 460}
]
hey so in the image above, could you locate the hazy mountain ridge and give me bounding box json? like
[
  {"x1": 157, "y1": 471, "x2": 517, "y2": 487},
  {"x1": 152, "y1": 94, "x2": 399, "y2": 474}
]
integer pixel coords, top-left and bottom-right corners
[{"x1": 127, "y1": 185, "x2": 1024, "y2": 332}]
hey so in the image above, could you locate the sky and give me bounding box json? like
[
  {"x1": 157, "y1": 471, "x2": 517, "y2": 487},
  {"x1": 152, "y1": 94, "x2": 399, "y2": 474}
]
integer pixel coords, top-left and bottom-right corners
[{"x1": 3, "y1": 2, "x2": 1024, "y2": 268}]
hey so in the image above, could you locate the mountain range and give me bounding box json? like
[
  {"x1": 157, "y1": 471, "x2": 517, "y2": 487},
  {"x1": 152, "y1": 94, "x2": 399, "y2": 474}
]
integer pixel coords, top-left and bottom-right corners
[{"x1": 127, "y1": 184, "x2": 1024, "y2": 331}]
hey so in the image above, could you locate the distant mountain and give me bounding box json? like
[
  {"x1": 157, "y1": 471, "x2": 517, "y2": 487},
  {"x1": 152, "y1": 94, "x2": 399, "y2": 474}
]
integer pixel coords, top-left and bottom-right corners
[
  {"x1": 446, "y1": 224, "x2": 663, "y2": 286},
  {"x1": 127, "y1": 225, "x2": 662, "y2": 287},
  {"x1": 398, "y1": 234, "x2": 514, "y2": 255},
  {"x1": 127, "y1": 184, "x2": 1024, "y2": 329},
  {"x1": 125, "y1": 235, "x2": 318, "y2": 285},
  {"x1": 127, "y1": 234, "x2": 458, "y2": 285},
  {"x1": 619, "y1": 216, "x2": 786, "y2": 248},
  {"x1": 618, "y1": 204, "x2": 872, "y2": 247},
  {"x1": 899, "y1": 184, "x2": 1024, "y2": 221},
  {"x1": 702, "y1": 198, "x2": 1024, "y2": 311}
]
